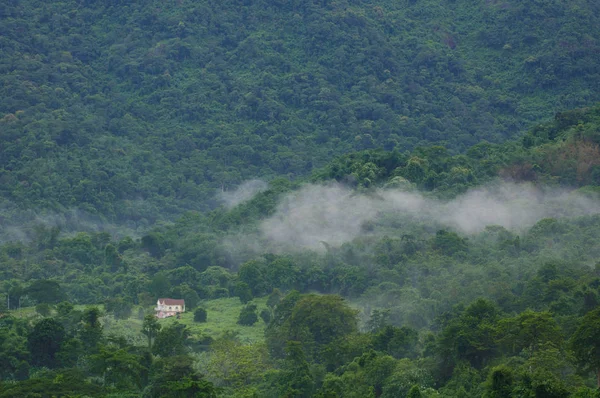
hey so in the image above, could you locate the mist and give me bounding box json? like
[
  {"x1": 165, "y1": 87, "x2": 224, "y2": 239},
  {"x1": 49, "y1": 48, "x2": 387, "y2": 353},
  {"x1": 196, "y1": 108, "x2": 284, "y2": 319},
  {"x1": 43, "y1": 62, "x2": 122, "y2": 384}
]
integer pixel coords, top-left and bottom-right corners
[
  {"x1": 0, "y1": 204, "x2": 142, "y2": 244},
  {"x1": 258, "y1": 181, "x2": 600, "y2": 252},
  {"x1": 218, "y1": 179, "x2": 268, "y2": 209}
]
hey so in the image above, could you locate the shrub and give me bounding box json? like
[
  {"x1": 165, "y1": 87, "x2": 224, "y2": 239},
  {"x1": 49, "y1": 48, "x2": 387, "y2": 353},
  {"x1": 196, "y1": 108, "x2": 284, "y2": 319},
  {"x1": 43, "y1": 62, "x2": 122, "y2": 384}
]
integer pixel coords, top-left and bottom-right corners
[
  {"x1": 267, "y1": 288, "x2": 283, "y2": 308},
  {"x1": 194, "y1": 307, "x2": 207, "y2": 323},
  {"x1": 210, "y1": 287, "x2": 229, "y2": 299},
  {"x1": 234, "y1": 282, "x2": 253, "y2": 304},
  {"x1": 35, "y1": 303, "x2": 52, "y2": 317},
  {"x1": 237, "y1": 304, "x2": 258, "y2": 326},
  {"x1": 260, "y1": 308, "x2": 271, "y2": 324}
]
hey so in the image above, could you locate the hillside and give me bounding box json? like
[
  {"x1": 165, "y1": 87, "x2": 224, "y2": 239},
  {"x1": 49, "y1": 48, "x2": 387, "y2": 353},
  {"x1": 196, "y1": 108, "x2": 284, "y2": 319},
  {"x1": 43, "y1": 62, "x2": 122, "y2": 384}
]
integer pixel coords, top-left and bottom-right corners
[
  {"x1": 3, "y1": 105, "x2": 600, "y2": 395},
  {"x1": 3, "y1": 2, "x2": 600, "y2": 395},
  {"x1": 2, "y1": 0, "x2": 600, "y2": 225}
]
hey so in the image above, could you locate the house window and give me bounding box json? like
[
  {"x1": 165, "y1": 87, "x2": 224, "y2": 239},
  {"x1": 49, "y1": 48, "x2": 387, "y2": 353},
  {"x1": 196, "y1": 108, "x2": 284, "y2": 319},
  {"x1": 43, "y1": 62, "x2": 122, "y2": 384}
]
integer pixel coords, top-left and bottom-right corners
[{"x1": 169, "y1": 306, "x2": 172, "y2": 310}]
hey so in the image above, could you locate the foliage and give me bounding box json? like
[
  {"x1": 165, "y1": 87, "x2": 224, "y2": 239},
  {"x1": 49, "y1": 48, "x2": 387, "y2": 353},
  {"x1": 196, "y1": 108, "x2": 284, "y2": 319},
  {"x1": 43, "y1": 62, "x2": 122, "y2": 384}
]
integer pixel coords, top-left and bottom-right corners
[
  {"x1": 152, "y1": 322, "x2": 190, "y2": 357},
  {"x1": 194, "y1": 308, "x2": 208, "y2": 323},
  {"x1": 142, "y1": 315, "x2": 162, "y2": 349},
  {"x1": 105, "y1": 297, "x2": 133, "y2": 320},
  {"x1": 571, "y1": 307, "x2": 600, "y2": 387},
  {"x1": 1, "y1": 10, "x2": 600, "y2": 391},
  {"x1": 27, "y1": 318, "x2": 66, "y2": 368},
  {"x1": 144, "y1": 355, "x2": 217, "y2": 398},
  {"x1": 2, "y1": 0, "x2": 600, "y2": 226},
  {"x1": 237, "y1": 304, "x2": 259, "y2": 327}
]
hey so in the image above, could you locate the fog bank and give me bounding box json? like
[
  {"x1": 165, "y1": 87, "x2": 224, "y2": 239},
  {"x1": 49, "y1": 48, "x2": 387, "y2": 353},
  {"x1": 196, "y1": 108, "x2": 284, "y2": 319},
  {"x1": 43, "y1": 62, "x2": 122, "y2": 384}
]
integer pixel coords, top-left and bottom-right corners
[
  {"x1": 259, "y1": 182, "x2": 600, "y2": 251},
  {"x1": 219, "y1": 180, "x2": 268, "y2": 208}
]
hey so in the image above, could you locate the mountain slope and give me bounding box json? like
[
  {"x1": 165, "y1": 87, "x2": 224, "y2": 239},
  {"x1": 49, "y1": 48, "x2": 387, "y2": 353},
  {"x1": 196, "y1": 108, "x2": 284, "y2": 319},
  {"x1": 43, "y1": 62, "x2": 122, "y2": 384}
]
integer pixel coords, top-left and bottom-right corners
[{"x1": 1, "y1": 0, "x2": 600, "y2": 223}]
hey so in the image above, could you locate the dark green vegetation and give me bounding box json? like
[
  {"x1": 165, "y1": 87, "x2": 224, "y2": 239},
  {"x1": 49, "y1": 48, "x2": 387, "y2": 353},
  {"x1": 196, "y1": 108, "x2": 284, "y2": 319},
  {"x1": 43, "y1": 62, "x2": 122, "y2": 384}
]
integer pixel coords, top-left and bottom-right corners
[
  {"x1": 3, "y1": 0, "x2": 600, "y2": 396},
  {"x1": 2, "y1": 105, "x2": 600, "y2": 395},
  {"x1": 2, "y1": 0, "x2": 600, "y2": 224}
]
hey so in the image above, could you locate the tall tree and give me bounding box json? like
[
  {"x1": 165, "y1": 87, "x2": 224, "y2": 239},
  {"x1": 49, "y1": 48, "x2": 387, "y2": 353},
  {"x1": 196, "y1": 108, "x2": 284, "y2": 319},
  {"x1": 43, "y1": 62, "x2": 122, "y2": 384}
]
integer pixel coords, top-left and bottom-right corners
[
  {"x1": 142, "y1": 315, "x2": 162, "y2": 349},
  {"x1": 27, "y1": 318, "x2": 65, "y2": 368},
  {"x1": 571, "y1": 307, "x2": 600, "y2": 387}
]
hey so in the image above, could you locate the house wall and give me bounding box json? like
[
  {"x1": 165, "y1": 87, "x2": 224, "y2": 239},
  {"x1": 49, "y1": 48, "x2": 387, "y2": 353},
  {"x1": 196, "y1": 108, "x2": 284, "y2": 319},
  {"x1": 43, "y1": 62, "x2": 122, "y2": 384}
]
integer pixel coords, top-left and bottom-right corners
[
  {"x1": 156, "y1": 303, "x2": 184, "y2": 312},
  {"x1": 155, "y1": 301, "x2": 185, "y2": 318}
]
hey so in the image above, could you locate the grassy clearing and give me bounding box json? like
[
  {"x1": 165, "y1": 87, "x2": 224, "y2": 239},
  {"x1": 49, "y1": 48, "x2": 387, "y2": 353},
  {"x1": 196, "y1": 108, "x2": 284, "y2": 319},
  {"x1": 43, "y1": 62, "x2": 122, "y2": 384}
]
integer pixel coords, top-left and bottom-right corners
[
  {"x1": 8, "y1": 298, "x2": 269, "y2": 345},
  {"x1": 103, "y1": 297, "x2": 270, "y2": 344},
  {"x1": 159, "y1": 297, "x2": 269, "y2": 344}
]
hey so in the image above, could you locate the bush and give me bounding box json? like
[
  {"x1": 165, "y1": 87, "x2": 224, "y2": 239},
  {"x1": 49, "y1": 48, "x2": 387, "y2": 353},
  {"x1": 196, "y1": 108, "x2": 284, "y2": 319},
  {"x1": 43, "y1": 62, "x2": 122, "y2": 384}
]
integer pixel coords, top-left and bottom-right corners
[
  {"x1": 35, "y1": 303, "x2": 52, "y2": 317},
  {"x1": 237, "y1": 304, "x2": 258, "y2": 326},
  {"x1": 267, "y1": 288, "x2": 283, "y2": 308},
  {"x1": 210, "y1": 287, "x2": 229, "y2": 299},
  {"x1": 260, "y1": 308, "x2": 271, "y2": 324},
  {"x1": 104, "y1": 297, "x2": 133, "y2": 320},
  {"x1": 194, "y1": 307, "x2": 207, "y2": 323}
]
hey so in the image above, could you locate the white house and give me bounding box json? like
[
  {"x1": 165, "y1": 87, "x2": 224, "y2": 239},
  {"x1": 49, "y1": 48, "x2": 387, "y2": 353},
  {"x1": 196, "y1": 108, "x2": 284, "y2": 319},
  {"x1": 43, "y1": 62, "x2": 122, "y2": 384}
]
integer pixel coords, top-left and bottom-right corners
[{"x1": 155, "y1": 298, "x2": 185, "y2": 319}]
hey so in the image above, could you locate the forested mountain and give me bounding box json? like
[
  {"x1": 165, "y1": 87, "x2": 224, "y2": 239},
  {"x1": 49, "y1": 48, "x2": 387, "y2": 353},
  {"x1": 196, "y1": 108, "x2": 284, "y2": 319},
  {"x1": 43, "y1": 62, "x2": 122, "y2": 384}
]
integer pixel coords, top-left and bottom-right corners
[
  {"x1": 2, "y1": 0, "x2": 600, "y2": 224},
  {"x1": 2, "y1": 103, "x2": 600, "y2": 395},
  {"x1": 3, "y1": 1, "x2": 600, "y2": 397}
]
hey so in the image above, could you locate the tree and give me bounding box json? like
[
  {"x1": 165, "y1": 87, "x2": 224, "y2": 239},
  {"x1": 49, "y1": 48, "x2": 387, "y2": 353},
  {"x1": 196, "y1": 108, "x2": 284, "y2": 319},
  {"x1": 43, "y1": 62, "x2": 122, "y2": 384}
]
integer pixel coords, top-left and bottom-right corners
[
  {"x1": 104, "y1": 297, "x2": 133, "y2": 320},
  {"x1": 194, "y1": 308, "x2": 207, "y2": 323},
  {"x1": 142, "y1": 315, "x2": 162, "y2": 349},
  {"x1": 266, "y1": 293, "x2": 358, "y2": 361},
  {"x1": 0, "y1": 369, "x2": 103, "y2": 398},
  {"x1": 56, "y1": 301, "x2": 74, "y2": 317},
  {"x1": 260, "y1": 308, "x2": 271, "y2": 324},
  {"x1": 170, "y1": 283, "x2": 200, "y2": 310},
  {"x1": 26, "y1": 280, "x2": 66, "y2": 304},
  {"x1": 237, "y1": 304, "x2": 258, "y2": 326},
  {"x1": 571, "y1": 307, "x2": 600, "y2": 387},
  {"x1": 153, "y1": 323, "x2": 190, "y2": 357},
  {"x1": 5, "y1": 282, "x2": 25, "y2": 310},
  {"x1": 141, "y1": 232, "x2": 167, "y2": 259},
  {"x1": 367, "y1": 309, "x2": 391, "y2": 332},
  {"x1": 79, "y1": 307, "x2": 104, "y2": 352},
  {"x1": 431, "y1": 230, "x2": 468, "y2": 256},
  {"x1": 28, "y1": 318, "x2": 66, "y2": 368},
  {"x1": 288, "y1": 294, "x2": 358, "y2": 348},
  {"x1": 90, "y1": 346, "x2": 146, "y2": 390},
  {"x1": 35, "y1": 303, "x2": 52, "y2": 317},
  {"x1": 484, "y1": 365, "x2": 514, "y2": 398},
  {"x1": 104, "y1": 243, "x2": 122, "y2": 272},
  {"x1": 373, "y1": 325, "x2": 419, "y2": 359},
  {"x1": 234, "y1": 282, "x2": 253, "y2": 304},
  {"x1": 437, "y1": 299, "x2": 499, "y2": 375},
  {"x1": 0, "y1": 323, "x2": 29, "y2": 380},
  {"x1": 238, "y1": 260, "x2": 268, "y2": 296},
  {"x1": 277, "y1": 341, "x2": 314, "y2": 398},
  {"x1": 148, "y1": 273, "x2": 171, "y2": 298},
  {"x1": 267, "y1": 288, "x2": 283, "y2": 309},
  {"x1": 497, "y1": 310, "x2": 562, "y2": 355},
  {"x1": 144, "y1": 355, "x2": 217, "y2": 398},
  {"x1": 407, "y1": 385, "x2": 422, "y2": 398}
]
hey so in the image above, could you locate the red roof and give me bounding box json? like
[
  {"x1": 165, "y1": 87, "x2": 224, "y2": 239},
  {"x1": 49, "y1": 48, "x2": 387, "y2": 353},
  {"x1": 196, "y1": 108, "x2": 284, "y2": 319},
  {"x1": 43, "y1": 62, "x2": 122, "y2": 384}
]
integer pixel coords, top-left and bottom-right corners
[{"x1": 158, "y1": 298, "x2": 185, "y2": 306}]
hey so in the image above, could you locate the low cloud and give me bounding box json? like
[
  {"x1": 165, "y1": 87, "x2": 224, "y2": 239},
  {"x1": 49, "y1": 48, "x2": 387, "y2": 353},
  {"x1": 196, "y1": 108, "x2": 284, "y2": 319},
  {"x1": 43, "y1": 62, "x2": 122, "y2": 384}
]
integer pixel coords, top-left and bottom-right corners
[
  {"x1": 0, "y1": 204, "x2": 142, "y2": 244},
  {"x1": 258, "y1": 181, "x2": 600, "y2": 252},
  {"x1": 218, "y1": 180, "x2": 268, "y2": 208}
]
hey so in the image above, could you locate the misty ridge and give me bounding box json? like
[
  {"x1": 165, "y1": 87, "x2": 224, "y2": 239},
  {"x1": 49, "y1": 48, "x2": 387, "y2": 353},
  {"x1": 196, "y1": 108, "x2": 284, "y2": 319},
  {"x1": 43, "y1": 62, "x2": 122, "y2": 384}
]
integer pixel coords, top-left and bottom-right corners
[
  {"x1": 218, "y1": 179, "x2": 269, "y2": 209},
  {"x1": 0, "y1": 202, "x2": 141, "y2": 244},
  {"x1": 229, "y1": 181, "x2": 600, "y2": 253}
]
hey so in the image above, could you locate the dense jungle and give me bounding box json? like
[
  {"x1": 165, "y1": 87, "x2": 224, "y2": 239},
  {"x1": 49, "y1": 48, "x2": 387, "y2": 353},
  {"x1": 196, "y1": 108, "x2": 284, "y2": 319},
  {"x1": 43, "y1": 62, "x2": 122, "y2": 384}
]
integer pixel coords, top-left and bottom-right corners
[{"x1": 2, "y1": 0, "x2": 600, "y2": 397}]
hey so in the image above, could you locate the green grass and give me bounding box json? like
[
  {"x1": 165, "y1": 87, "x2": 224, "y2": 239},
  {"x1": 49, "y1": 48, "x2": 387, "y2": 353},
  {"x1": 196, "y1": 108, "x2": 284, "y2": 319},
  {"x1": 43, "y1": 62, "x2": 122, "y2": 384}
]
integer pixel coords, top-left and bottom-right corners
[
  {"x1": 103, "y1": 297, "x2": 269, "y2": 345},
  {"x1": 8, "y1": 298, "x2": 269, "y2": 345},
  {"x1": 159, "y1": 297, "x2": 269, "y2": 344}
]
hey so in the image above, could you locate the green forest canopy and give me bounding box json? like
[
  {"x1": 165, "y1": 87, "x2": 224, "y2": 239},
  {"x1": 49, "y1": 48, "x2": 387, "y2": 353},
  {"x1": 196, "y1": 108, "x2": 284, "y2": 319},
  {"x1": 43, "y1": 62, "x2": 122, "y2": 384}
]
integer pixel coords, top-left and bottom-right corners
[
  {"x1": 3, "y1": 0, "x2": 600, "y2": 396},
  {"x1": 1, "y1": 0, "x2": 600, "y2": 224}
]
